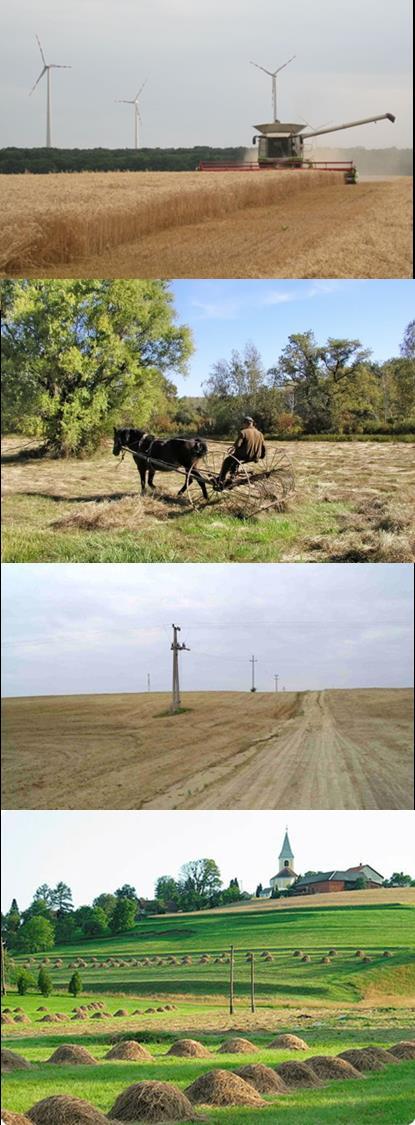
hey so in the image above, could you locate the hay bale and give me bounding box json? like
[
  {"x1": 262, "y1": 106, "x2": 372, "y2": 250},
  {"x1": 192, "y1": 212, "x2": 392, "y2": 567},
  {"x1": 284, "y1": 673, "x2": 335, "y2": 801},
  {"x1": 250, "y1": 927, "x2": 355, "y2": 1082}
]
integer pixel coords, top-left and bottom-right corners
[
  {"x1": 263, "y1": 954, "x2": 273, "y2": 962},
  {"x1": 46, "y1": 1045, "x2": 97, "y2": 1066},
  {"x1": 293, "y1": 950, "x2": 302, "y2": 957},
  {"x1": 328, "y1": 949, "x2": 337, "y2": 956},
  {"x1": 167, "y1": 1040, "x2": 211, "y2": 1059},
  {"x1": 355, "y1": 950, "x2": 364, "y2": 957},
  {"x1": 362, "y1": 956, "x2": 371, "y2": 963},
  {"x1": 39, "y1": 1014, "x2": 58, "y2": 1023},
  {"x1": 27, "y1": 1095, "x2": 109, "y2": 1124},
  {"x1": 361, "y1": 1047, "x2": 399, "y2": 1066},
  {"x1": 36, "y1": 1007, "x2": 48, "y2": 1012},
  {"x1": 2, "y1": 1111, "x2": 33, "y2": 1125},
  {"x1": 1, "y1": 1013, "x2": 14, "y2": 1024},
  {"x1": 218, "y1": 1038, "x2": 258, "y2": 1054},
  {"x1": 234, "y1": 1064, "x2": 288, "y2": 1094},
  {"x1": 145, "y1": 1007, "x2": 156, "y2": 1014},
  {"x1": 338, "y1": 1048, "x2": 386, "y2": 1072},
  {"x1": 108, "y1": 1080, "x2": 197, "y2": 1121},
  {"x1": 301, "y1": 955, "x2": 311, "y2": 963},
  {"x1": 91, "y1": 1012, "x2": 108, "y2": 1020},
  {"x1": 2, "y1": 1048, "x2": 32, "y2": 1073},
  {"x1": 388, "y1": 1042, "x2": 415, "y2": 1060},
  {"x1": 383, "y1": 950, "x2": 393, "y2": 957},
  {"x1": 105, "y1": 1041, "x2": 153, "y2": 1061},
  {"x1": 113, "y1": 1009, "x2": 129, "y2": 1018},
  {"x1": 321, "y1": 956, "x2": 331, "y2": 964},
  {"x1": 307, "y1": 1055, "x2": 363, "y2": 1080},
  {"x1": 275, "y1": 1061, "x2": 322, "y2": 1088},
  {"x1": 269, "y1": 1033, "x2": 308, "y2": 1050},
  {"x1": 132, "y1": 1009, "x2": 143, "y2": 1015},
  {"x1": 185, "y1": 1069, "x2": 264, "y2": 1107},
  {"x1": 14, "y1": 1014, "x2": 31, "y2": 1024}
]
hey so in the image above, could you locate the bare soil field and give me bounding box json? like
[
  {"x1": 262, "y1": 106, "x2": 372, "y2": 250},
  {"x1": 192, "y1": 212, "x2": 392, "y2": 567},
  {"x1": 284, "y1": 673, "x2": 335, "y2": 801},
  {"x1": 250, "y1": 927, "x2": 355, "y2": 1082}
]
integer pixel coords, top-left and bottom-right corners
[
  {"x1": 0, "y1": 171, "x2": 411, "y2": 278},
  {"x1": 2, "y1": 435, "x2": 414, "y2": 562},
  {"x1": 2, "y1": 688, "x2": 413, "y2": 811},
  {"x1": 173, "y1": 886, "x2": 415, "y2": 915}
]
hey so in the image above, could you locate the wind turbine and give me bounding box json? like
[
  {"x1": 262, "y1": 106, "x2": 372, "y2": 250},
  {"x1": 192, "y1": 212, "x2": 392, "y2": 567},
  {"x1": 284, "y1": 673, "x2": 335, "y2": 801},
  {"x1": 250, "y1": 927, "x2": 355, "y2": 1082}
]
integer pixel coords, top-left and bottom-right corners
[
  {"x1": 250, "y1": 55, "x2": 296, "y2": 122},
  {"x1": 29, "y1": 34, "x2": 71, "y2": 148},
  {"x1": 115, "y1": 80, "x2": 147, "y2": 149}
]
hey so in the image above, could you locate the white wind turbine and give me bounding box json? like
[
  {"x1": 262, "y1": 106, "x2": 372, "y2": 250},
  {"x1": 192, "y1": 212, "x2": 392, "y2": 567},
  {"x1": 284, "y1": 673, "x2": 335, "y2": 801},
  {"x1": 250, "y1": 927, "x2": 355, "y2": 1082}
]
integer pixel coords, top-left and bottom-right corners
[
  {"x1": 29, "y1": 34, "x2": 72, "y2": 148},
  {"x1": 250, "y1": 55, "x2": 296, "y2": 122},
  {"x1": 115, "y1": 80, "x2": 148, "y2": 149}
]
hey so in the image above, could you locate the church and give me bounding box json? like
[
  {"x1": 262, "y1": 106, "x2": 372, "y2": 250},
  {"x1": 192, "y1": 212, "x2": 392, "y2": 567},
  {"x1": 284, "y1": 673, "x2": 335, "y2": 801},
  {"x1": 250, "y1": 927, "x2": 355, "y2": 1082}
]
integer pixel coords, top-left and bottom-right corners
[
  {"x1": 258, "y1": 829, "x2": 384, "y2": 898},
  {"x1": 259, "y1": 828, "x2": 298, "y2": 897}
]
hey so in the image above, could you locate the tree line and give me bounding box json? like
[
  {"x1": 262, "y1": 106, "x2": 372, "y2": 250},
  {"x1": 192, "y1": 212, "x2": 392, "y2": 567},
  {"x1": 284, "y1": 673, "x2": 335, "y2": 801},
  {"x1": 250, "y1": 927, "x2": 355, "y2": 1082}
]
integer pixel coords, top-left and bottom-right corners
[
  {"x1": 0, "y1": 146, "x2": 248, "y2": 175},
  {"x1": 1, "y1": 280, "x2": 414, "y2": 456}
]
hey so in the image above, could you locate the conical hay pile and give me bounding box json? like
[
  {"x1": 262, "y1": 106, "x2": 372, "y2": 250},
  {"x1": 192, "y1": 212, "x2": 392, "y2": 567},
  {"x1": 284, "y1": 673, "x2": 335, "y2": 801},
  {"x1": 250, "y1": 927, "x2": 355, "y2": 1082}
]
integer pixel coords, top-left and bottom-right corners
[
  {"x1": 269, "y1": 1034, "x2": 308, "y2": 1050},
  {"x1": 306, "y1": 1056, "x2": 363, "y2": 1080},
  {"x1": 167, "y1": 1040, "x2": 211, "y2": 1059},
  {"x1": 388, "y1": 1041, "x2": 415, "y2": 1060},
  {"x1": 39, "y1": 1015, "x2": 58, "y2": 1023},
  {"x1": 275, "y1": 1061, "x2": 322, "y2": 1088},
  {"x1": 185, "y1": 1069, "x2": 264, "y2": 1107},
  {"x1": 338, "y1": 1049, "x2": 386, "y2": 1072},
  {"x1": 113, "y1": 1010, "x2": 129, "y2": 1018},
  {"x1": 46, "y1": 1044, "x2": 97, "y2": 1065},
  {"x1": 105, "y1": 1041, "x2": 153, "y2": 1061},
  {"x1": 108, "y1": 1080, "x2": 198, "y2": 1121},
  {"x1": 27, "y1": 1095, "x2": 109, "y2": 1125},
  {"x1": 91, "y1": 1012, "x2": 108, "y2": 1020},
  {"x1": 14, "y1": 1014, "x2": 31, "y2": 1023},
  {"x1": 321, "y1": 957, "x2": 331, "y2": 964},
  {"x1": 234, "y1": 1064, "x2": 288, "y2": 1094},
  {"x1": 1, "y1": 1013, "x2": 14, "y2": 1024},
  {"x1": 218, "y1": 1038, "x2": 258, "y2": 1054},
  {"x1": 361, "y1": 1047, "x2": 399, "y2": 1066},
  {"x1": 1, "y1": 1048, "x2": 32, "y2": 1072},
  {"x1": 2, "y1": 1110, "x2": 33, "y2": 1125}
]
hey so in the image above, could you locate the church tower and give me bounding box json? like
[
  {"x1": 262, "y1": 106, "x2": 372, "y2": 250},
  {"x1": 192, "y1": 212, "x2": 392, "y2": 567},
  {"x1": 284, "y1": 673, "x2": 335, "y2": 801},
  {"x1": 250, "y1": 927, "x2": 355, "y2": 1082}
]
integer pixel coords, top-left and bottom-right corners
[
  {"x1": 269, "y1": 826, "x2": 297, "y2": 892},
  {"x1": 279, "y1": 828, "x2": 294, "y2": 871}
]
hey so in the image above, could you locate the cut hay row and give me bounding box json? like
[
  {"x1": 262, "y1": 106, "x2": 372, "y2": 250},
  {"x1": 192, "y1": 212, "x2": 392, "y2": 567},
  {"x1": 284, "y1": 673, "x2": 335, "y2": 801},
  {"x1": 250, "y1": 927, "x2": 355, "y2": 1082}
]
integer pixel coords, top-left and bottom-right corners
[{"x1": 0, "y1": 169, "x2": 344, "y2": 272}]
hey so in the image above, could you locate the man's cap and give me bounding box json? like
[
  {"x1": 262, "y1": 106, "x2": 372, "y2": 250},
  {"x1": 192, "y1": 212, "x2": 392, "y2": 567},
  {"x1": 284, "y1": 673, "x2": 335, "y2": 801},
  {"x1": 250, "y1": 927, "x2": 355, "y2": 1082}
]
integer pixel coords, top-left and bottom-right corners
[{"x1": 243, "y1": 416, "x2": 254, "y2": 424}]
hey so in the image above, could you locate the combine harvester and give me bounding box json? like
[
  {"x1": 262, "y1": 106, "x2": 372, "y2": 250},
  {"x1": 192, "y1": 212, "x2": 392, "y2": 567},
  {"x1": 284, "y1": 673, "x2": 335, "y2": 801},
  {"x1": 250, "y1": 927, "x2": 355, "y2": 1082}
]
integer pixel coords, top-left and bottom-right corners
[{"x1": 199, "y1": 112, "x2": 396, "y2": 183}]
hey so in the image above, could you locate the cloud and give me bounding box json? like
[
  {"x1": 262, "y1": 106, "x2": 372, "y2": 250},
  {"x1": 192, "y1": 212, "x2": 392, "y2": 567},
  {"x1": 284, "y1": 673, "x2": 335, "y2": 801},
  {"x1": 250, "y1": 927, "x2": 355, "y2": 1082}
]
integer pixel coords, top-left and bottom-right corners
[{"x1": 191, "y1": 299, "x2": 241, "y2": 321}]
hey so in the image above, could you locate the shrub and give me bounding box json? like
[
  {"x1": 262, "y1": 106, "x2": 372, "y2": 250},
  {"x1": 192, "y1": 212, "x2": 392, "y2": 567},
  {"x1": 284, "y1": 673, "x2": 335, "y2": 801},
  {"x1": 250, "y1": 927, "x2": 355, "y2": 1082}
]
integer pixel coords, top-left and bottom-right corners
[
  {"x1": 68, "y1": 971, "x2": 82, "y2": 997},
  {"x1": 37, "y1": 967, "x2": 52, "y2": 996},
  {"x1": 16, "y1": 969, "x2": 35, "y2": 995}
]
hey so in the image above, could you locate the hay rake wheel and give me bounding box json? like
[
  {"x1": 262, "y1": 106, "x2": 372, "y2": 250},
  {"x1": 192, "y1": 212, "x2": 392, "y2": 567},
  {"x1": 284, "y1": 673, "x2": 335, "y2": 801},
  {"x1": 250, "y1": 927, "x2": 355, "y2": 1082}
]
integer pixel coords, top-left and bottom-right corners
[{"x1": 184, "y1": 452, "x2": 221, "y2": 510}]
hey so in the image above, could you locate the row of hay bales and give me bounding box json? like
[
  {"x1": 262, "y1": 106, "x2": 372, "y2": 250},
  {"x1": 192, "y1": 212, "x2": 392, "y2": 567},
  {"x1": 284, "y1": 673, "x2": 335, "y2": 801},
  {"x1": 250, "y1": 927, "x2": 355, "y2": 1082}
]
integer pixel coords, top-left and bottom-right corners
[
  {"x1": 2, "y1": 1040, "x2": 414, "y2": 1125},
  {"x1": 2, "y1": 1001, "x2": 178, "y2": 1026},
  {"x1": 21, "y1": 947, "x2": 393, "y2": 973}
]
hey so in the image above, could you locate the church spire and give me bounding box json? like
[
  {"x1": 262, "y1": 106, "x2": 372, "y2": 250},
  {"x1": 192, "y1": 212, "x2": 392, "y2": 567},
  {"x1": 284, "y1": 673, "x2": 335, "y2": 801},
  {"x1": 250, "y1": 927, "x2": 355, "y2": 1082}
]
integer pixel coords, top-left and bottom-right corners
[{"x1": 279, "y1": 827, "x2": 294, "y2": 866}]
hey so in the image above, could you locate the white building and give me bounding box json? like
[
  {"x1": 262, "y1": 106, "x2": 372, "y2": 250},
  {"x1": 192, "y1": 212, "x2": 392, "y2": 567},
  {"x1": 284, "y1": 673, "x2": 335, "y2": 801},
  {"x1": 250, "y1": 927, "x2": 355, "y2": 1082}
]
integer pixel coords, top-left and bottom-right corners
[{"x1": 259, "y1": 828, "x2": 298, "y2": 897}]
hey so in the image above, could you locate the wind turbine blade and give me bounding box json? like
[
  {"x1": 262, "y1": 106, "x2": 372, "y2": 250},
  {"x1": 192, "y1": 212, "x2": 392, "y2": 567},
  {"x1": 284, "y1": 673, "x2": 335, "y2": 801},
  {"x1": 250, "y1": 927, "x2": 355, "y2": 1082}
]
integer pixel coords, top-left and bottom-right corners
[
  {"x1": 50, "y1": 64, "x2": 72, "y2": 69},
  {"x1": 29, "y1": 67, "x2": 46, "y2": 95},
  {"x1": 250, "y1": 60, "x2": 273, "y2": 77},
  {"x1": 35, "y1": 34, "x2": 47, "y2": 66},
  {"x1": 135, "y1": 77, "x2": 148, "y2": 100},
  {"x1": 274, "y1": 54, "x2": 296, "y2": 76},
  {"x1": 115, "y1": 99, "x2": 135, "y2": 104}
]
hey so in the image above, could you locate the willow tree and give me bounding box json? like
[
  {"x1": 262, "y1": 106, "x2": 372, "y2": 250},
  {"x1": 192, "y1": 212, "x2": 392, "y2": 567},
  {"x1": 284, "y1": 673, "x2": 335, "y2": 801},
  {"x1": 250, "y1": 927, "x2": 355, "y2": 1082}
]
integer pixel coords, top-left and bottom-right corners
[{"x1": 1, "y1": 279, "x2": 193, "y2": 454}]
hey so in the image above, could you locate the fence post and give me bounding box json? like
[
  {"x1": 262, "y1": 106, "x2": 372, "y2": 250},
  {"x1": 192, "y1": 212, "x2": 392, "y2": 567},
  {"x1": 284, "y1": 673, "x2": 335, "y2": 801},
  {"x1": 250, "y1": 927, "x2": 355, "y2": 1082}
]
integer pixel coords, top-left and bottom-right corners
[
  {"x1": 250, "y1": 952, "x2": 255, "y2": 1013},
  {"x1": 229, "y1": 945, "x2": 234, "y2": 1015}
]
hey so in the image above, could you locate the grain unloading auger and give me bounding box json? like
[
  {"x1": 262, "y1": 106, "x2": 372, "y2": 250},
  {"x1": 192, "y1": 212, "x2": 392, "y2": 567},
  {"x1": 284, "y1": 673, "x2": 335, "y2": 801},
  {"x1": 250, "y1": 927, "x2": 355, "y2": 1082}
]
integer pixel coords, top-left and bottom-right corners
[{"x1": 199, "y1": 112, "x2": 396, "y2": 182}]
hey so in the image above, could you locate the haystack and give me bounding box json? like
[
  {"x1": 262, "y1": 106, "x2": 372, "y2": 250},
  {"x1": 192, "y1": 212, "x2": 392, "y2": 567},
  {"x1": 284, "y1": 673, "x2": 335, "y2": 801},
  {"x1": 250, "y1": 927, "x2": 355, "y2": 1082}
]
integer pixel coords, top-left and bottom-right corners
[
  {"x1": 269, "y1": 1034, "x2": 308, "y2": 1050},
  {"x1": 46, "y1": 1045, "x2": 97, "y2": 1065},
  {"x1": 145, "y1": 1007, "x2": 156, "y2": 1014},
  {"x1": 39, "y1": 1015, "x2": 57, "y2": 1023},
  {"x1": 388, "y1": 1041, "x2": 415, "y2": 1060},
  {"x1": 383, "y1": 950, "x2": 393, "y2": 957},
  {"x1": 27, "y1": 1095, "x2": 109, "y2": 1124},
  {"x1": 218, "y1": 1038, "x2": 258, "y2": 1054},
  {"x1": 321, "y1": 957, "x2": 331, "y2": 964},
  {"x1": 14, "y1": 1014, "x2": 31, "y2": 1023},
  {"x1": 293, "y1": 950, "x2": 302, "y2": 957},
  {"x1": 355, "y1": 950, "x2": 364, "y2": 957},
  {"x1": 234, "y1": 1064, "x2": 288, "y2": 1094},
  {"x1": 1, "y1": 1048, "x2": 32, "y2": 1073},
  {"x1": 306, "y1": 1055, "x2": 363, "y2": 1080},
  {"x1": 1, "y1": 1013, "x2": 14, "y2": 1024},
  {"x1": 108, "y1": 1081, "x2": 197, "y2": 1121},
  {"x1": 275, "y1": 1061, "x2": 322, "y2": 1088},
  {"x1": 185, "y1": 1070, "x2": 264, "y2": 1106},
  {"x1": 167, "y1": 1040, "x2": 211, "y2": 1059},
  {"x1": 301, "y1": 955, "x2": 311, "y2": 963},
  {"x1": 338, "y1": 1048, "x2": 386, "y2": 1072},
  {"x1": 361, "y1": 1047, "x2": 399, "y2": 1066},
  {"x1": 105, "y1": 1041, "x2": 153, "y2": 1061},
  {"x1": 1, "y1": 1111, "x2": 33, "y2": 1125},
  {"x1": 113, "y1": 1010, "x2": 129, "y2": 1018},
  {"x1": 91, "y1": 1012, "x2": 108, "y2": 1020},
  {"x1": 328, "y1": 949, "x2": 337, "y2": 956}
]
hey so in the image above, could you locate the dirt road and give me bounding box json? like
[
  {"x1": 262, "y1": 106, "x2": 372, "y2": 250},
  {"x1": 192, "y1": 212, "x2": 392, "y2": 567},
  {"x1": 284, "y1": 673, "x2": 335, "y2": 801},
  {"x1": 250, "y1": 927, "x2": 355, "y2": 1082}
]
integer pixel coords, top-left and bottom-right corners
[{"x1": 2, "y1": 688, "x2": 412, "y2": 810}]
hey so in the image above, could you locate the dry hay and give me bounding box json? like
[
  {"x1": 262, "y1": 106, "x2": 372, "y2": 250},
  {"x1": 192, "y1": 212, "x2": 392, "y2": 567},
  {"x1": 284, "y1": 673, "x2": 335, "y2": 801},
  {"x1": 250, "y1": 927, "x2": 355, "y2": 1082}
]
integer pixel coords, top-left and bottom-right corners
[
  {"x1": 275, "y1": 1061, "x2": 322, "y2": 1088},
  {"x1": 360, "y1": 1047, "x2": 399, "y2": 1066},
  {"x1": 1, "y1": 1111, "x2": 33, "y2": 1125},
  {"x1": 301, "y1": 955, "x2": 311, "y2": 963},
  {"x1": 185, "y1": 1069, "x2": 264, "y2": 1107},
  {"x1": 362, "y1": 956, "x2": 372, "y2": 963},
  {"x1": 321, "y1": 956, "x2": 331, "y2": 964},
  {"x1": 263, "y1": 954, "x2": 273, "y2": 962},
  {"x1": 218, "y1": 1037, "x2": 258, "y2": 1054},
  {"x1": 91, "y1": 1012, "x2": 109, "y2": 1020},
  {"x1": 46, "y1": 1044, "x2": 97, "y2": 1066},
  {"x1": 113, "y1": 1009, "x2": 129, "y2": 1018},
  {"x1": 36, "y1": 1006, "x2": 48, "y2": 1013},
  {"x1": 306, "y1": 1055, "x2": 363, "y2": 1081},
  {"x1": 383, "y1": 950, "x2": 393, "y2": 957},
  {"x1": 234, "y1": 1063, "x2": 288, "y2": 1094},
  {"x1": 105, "y1": 1041, "x2": 153, "y2": 1062},
  {"x1": 39, "y1": 1015, "x2": 58, "y2": 1023},
  {"x1": 27, "y1": 1095, "x2": 109, "y2": 1125},
  {"x1": 108, "y1": 1080, "x2": 197, "y2": 1121},
  {"x1": 355, "y1": 950, "x2": 364, "y2": 957},
  {"x1": 14, "y1": 1014, "x2": 31, "y2": 1024},
  {"x1": 1, "y1": 1012, "x2": 14, "y2": 1024},
  {"x1": 167, "y1": 1040, "x2": 211, "y2": 1059},
  {"x1": 1, "y1": 1048, "x2": 32, "y2": 1073},
  {"x1": 328, "y1": 948, "x2": 337, "y2": 956},
  {"x1": 338, "y1": 1049, "x2": 387, "y2": 1073},
  {"x1": 388, "y1": 1041, "x2": 415, "y2": 1060},
  {"x1": 269, "y1": 1033, "x2": 309, "y2": 1050},
  {"x1": 293, "y1": 950, "x2": 302, "y2": 957}
]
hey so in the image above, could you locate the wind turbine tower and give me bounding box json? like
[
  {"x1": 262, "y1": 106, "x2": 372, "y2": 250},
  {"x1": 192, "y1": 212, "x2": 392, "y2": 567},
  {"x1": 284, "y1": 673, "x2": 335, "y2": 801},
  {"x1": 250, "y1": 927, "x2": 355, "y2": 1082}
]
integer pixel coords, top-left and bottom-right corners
[
  {"x1": 250, "y1": 55, "x2": 296, "y2": 122},
  {"x1": 115, "y1": 80, "x2": 147, "y2": 149},
  {"x1": 29, "y1": 34, "x2": 71, "y2": 148}
]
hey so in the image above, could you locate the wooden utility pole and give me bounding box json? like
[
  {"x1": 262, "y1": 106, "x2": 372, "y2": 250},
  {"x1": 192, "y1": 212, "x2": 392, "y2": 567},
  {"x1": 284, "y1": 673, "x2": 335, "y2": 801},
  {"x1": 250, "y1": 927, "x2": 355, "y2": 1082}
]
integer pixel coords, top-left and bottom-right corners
[
  {"x1": 229, "y1": 945, "x2": 234, "y2": 1014},
  {"x1": 274, "y1": 674, "x2": 279, "y2": 692},
  {"x1": 250, "y1": 655, "x2": 258, "y2": 693},
  {"x1": 147, "y1": 673, "x2": 151, "y2": 692},
  {"x1": 1, "y1": 936, "x2": 7, "y2": 996},
  {"x1": 250, "y1": 952, "x2": 255, "y2": 1013},
  {"x1": 170, "y1": 624, "x2": 190, "y2": 713}
]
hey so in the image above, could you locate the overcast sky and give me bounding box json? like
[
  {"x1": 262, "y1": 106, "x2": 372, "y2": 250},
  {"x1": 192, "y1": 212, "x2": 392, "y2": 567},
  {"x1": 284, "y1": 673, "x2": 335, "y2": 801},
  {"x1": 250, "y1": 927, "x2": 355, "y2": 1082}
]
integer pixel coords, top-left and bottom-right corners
[
  {"x1": 2, "y1": 809, "x2": 413, "y2": 910},
  {"x1": 171, "y1": 279, "x2": 415, "y2": 396},
  {"x1": 2, "y1": 563, "x2": 413, "y2": 697},
  {"x1": 0, "y1": 0, "x2": 412, "y2": 148}
]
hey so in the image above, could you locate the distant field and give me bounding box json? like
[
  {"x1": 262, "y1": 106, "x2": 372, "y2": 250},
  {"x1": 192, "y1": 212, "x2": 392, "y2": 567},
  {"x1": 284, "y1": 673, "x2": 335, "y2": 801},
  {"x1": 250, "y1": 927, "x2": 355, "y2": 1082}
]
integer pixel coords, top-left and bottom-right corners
[
  {"x1": 2, "y1": 688, "x2": 413, "y2": 810},
  {"x1": 2, "y1": 435, "x2": 414, "y2": 563},
  {"x1": 0, "y1": 170, "x2": 411, "y2": 278}
]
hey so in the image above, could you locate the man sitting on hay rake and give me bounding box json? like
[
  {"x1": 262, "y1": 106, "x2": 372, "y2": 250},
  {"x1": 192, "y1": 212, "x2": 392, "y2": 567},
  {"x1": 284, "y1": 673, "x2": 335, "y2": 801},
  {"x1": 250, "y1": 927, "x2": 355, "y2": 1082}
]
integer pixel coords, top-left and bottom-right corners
[{"x1": 218, "y1": 416, "x2": 266, "y2": 487}]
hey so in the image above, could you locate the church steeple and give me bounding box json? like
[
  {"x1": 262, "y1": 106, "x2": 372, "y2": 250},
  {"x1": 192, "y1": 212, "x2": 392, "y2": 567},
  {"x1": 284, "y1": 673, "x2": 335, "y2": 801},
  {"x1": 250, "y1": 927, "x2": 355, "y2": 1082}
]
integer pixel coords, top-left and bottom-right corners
[{"x1": 279, "y1": 827, "x2": 294, "y2": 869}]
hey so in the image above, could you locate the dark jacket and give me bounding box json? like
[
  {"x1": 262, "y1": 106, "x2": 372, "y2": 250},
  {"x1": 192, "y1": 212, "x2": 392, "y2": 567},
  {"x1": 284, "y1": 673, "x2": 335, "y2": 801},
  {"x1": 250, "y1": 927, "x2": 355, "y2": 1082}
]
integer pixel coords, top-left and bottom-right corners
[{"x1": 234, "y1": 426, "x2": 266, "y2": 461}]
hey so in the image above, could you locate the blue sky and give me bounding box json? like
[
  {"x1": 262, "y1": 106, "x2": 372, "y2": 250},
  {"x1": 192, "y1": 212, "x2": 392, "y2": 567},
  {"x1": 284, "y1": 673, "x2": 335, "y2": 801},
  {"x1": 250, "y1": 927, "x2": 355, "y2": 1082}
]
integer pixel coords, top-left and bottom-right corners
[
  {"x1": 2, "y1": 563, "x2": 413, "y2": 697},
  {"x1": 2, "y1": 810, "x2": 413, "y2": 910},
  {"x1": 170, "y1": 280, "x2": 415, "y2": 396}
]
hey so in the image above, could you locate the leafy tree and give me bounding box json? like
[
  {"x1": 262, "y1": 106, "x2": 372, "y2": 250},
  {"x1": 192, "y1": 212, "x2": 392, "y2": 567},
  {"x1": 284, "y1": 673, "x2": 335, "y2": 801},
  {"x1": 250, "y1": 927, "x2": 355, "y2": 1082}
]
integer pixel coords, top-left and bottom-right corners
[
  {"x1": 155, "y1": 877, "x2": 181, "y2": 912},
  {"x1": 19, "y1": 916, "x2": 55, "y2": 953},
  {"x1": 115, "y1": 884, "x2": 138, "y2": 903},
  {"x1": 386, "y1": 872, "x2": 413, "y2": 887},
  {"x1": 110, "y1": 897, "x2": 137, "y2": 934},
  {"x1": 255, "y1": 883, "x2": 263, "y2": 898},
  {"x1": 269, "y1": 332, "x2": 372, "y2": 433},
  {"x1": 16, "y1": 969, "x2": 35, "y2": 995},
  {"x1": 179, "y1": 859, "x2": 222, "y2": 910},
  {"x1": 54, "y1": 913, "x2": 77, "y2": 944},
  {"x1": 68, "y1": 971, "x2": 82, "y2": 996},
  {"x1": 37, "y1": 967, "x2": 52, "y2": 996},
  {"x1": 401, "y1": 320, "x2": 415, "y2": 359},
  {"x1": 33, "y1": 885, "x2": 54, "y2": 906},
  {"x1": 3, "y1": 900, "x2": 21, "y2": 944},
  {"x1": 1, "y1": 280, "x2": 193, "y2": 454},
  {"x1": 51, "y1": 883, "x2": 73, "y2": 914},
  {"x1": 354, "y1": 876, "x2": 369, "y2": 890},
  {"x1": 92, "y1": 893, "x2": 117, "y2": 920}
]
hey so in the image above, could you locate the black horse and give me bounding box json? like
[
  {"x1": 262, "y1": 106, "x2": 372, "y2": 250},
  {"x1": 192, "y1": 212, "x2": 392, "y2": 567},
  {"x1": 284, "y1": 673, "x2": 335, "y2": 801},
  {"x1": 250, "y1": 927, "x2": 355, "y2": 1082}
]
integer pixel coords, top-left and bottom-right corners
[{"x1": 113, "y1": 427, "x2": 209, "y2": 498}]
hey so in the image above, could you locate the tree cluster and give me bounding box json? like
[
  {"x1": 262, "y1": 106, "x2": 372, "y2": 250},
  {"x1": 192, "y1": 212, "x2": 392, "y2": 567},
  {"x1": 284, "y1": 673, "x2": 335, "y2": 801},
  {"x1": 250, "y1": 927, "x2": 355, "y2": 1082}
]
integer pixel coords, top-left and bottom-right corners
[{"x1": 0, "y1": 147, "x2": 249, "y2": 175}]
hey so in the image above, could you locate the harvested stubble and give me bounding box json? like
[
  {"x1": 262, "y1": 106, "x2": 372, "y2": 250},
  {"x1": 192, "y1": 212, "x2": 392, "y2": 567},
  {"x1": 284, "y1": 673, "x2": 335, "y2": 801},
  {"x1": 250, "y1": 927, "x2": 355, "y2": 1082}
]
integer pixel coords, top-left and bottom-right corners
[
  {"x1": 1, "y1": 1111, "x2": 33, "y2": 1125},
  {"x1": 105, "y1": 1041, "x2": 153, "y2": 1061},
  {"x1": 388, "y1": 1042, "x2": 415, "y2": 1059},
  {"x1": 269, "y1": 1034, "x2": 309, "y2": 1050},
  {"x1": 306, "y1": 1056, "x2": 363, "y2": 1081},
  {"x1": 275, "y1": 1061, "x2": 322, "y2": 1088},
  {"x1": 218, "y1": 1038, "x2": 258, "y2": 1054},
  {"x1": 234, "y1": 1064, "x2": 289, "y2": 1094},
  {"x1": 185, "y1": 1069, "x2": 264, "y2": 1107},
  {"x1": 27, "y1": 1095, "x2": 109, "y2": 1125},
  {"x1": 167, "y1": 1040, "x2": 211, "y2": 1059},
  {"x1": 338, "y1": 1048, "x2": 387, "y2": 1072},
  {"x1": 0, "y1": 170, "x2": 343, "y2": 273},
  {"x1": 1, "y1": 1048, "x2": 32, "y2": 1073},
  {"x1": 46, "y1": 1045, "x2": 97, "y2": 1066},
  {"x1": 108, "y1": 1080, "x2": 197, "y2": 1121}
]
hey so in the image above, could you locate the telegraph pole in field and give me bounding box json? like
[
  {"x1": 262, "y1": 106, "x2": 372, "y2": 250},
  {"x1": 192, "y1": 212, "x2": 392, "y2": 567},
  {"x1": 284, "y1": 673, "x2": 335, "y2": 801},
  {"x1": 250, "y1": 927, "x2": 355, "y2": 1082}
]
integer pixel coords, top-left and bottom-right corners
[
  {"x1": 274, "y1": 674, "x2": 279, "y2": 692},
  {"x1": 250, "y1": 655, "x2": 258, "y2": 693},
  {"x1": 147, "y1": 673, "x2": 151, "y2": 692},
  {"x1": 171, "y1": 624, "x2": 190, "y2": 713},
  {"x1": 1, "y1": 937, "x2": 7, "y2": 996},
  {"x1": 229, "y1": 945, "x2": 235, "y2": 1014},
  {"x1": 250, "y1": 952, "x2": 255, "y2": 1013}
]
